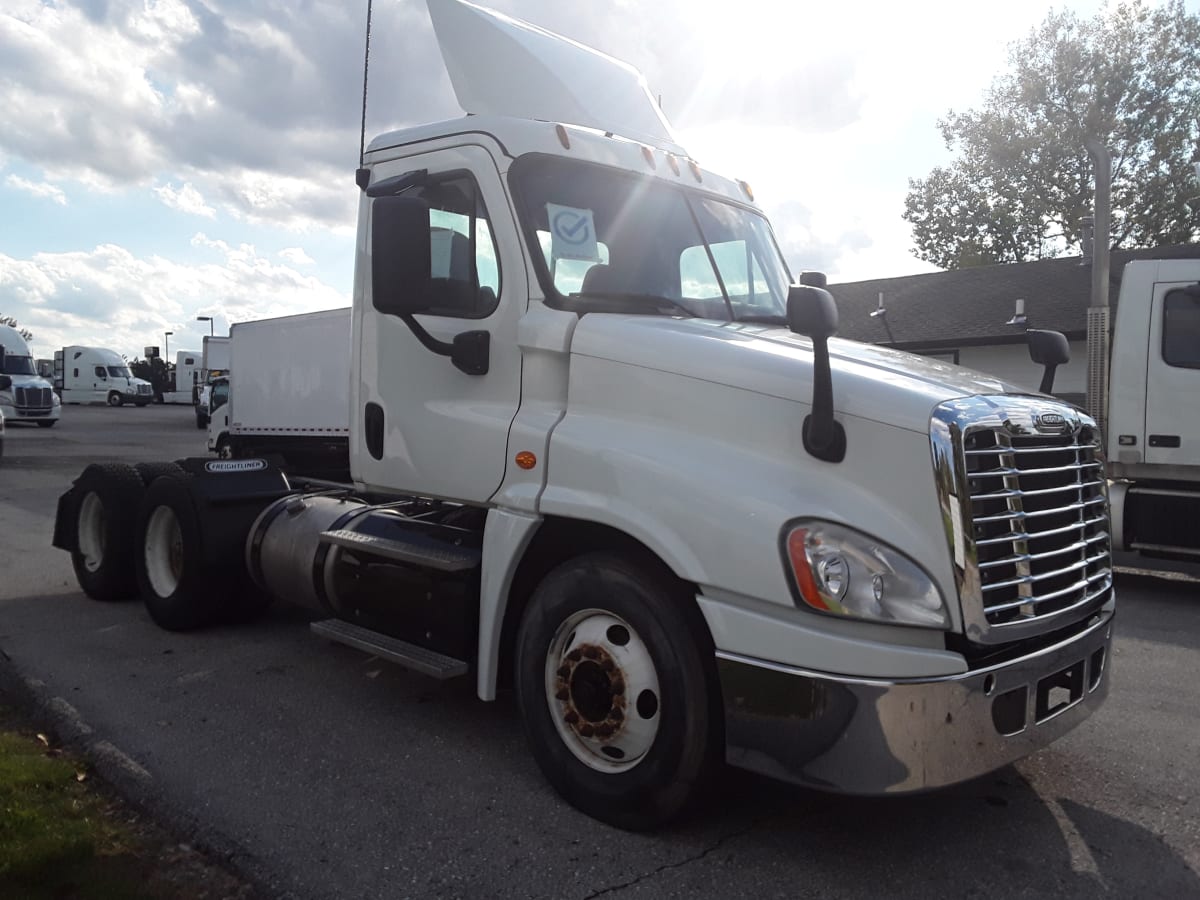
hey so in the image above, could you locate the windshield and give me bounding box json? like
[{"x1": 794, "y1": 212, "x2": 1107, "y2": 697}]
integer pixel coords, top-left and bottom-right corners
[
  {"x1": 2, "y1": 354, "x2": 36, "y2": 376},
  {"x1": 510, "y1": 154, "x2": 791, "y2": 321},
  {"x1": 107, "y1": 366, "x2": 132, "y2": 378}
]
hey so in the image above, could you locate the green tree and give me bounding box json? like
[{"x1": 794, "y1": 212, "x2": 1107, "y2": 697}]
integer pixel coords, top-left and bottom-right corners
[
  {"x1": 0, "y1": 315, "x2": 33, "y2": 342},
  {"x1": 904, "y1": 0, "x2": 1200, "y2": 269}
]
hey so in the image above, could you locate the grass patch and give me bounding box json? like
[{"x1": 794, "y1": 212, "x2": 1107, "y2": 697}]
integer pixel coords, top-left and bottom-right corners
[{"x1": 0, "y1": 703, "x2": 254, "y2": 899}]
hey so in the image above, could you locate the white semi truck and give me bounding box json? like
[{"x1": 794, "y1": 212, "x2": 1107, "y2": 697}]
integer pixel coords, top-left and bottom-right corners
[
  {"x1": 55, "y1": 346, "x2": 154, "y2": 407},
  {"x1": 206, "y1": 308, "x2": 351, "y2": 480},
  {"x1": 51, "y1": 0, "x2": 1114, "y2": 828},
  {"x1": 1105, "y1": 259, "x2": 1200, "y2": 560},
  {"x1": 1, "y1": 324, "x2": 61, "y2": 427},
  {"x1": 158, "y1": 349, "x2": 202, "y2": 405}
]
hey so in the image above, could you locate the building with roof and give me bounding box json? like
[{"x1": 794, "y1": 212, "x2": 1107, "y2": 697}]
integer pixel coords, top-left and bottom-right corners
[{"x1": 829, "y1": 243, "x2": 1200, "y2": 403}]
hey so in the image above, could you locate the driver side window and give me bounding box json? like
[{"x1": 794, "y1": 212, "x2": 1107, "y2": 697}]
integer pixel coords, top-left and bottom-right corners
[{"x1": 408, "y1": 174, "x2": 501, "y2": 319}]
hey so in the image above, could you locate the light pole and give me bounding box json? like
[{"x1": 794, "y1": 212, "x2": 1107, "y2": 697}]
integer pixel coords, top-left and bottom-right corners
[
  {"x1": 196, "y1": 315, "x2": 214, "y2": 336},
  {"x1": 164, "y1": 331, "x2": 173, "y2": 360}
]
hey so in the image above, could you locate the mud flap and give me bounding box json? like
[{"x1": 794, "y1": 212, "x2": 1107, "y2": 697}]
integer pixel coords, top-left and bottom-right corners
[{"x1": 52, "y1": 485, "x2": 80, "y2": 552}]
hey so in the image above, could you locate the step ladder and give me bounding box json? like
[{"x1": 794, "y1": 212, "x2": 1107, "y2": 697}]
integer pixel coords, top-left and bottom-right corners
[
  {"x1": 320, "y1": 528, "x2": 481, "y2": 572},
  {"x1": 310, "y1": 619, "x2": 468, "y2": 680}
]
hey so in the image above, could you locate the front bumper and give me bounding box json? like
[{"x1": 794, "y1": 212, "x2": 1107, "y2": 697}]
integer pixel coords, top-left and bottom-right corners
[{"x1": 718, "y1": 608, "x2": 1113, "y2": 794}]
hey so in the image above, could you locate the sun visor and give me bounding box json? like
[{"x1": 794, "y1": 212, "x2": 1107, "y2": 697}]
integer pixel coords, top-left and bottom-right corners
[{"x1": 426, "y1": 0, "x2": 686, "y2": 156}]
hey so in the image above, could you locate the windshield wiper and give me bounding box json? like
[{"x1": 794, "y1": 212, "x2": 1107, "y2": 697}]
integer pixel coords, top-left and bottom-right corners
[{"x1": 574, "y1": 291, "x2": 698, "y2": 318}]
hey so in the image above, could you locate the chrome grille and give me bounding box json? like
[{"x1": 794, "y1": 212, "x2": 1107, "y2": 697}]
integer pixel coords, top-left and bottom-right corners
[
  {"x1": 15, "y1": 386, "x2": 52, "y2": 409},
  {"x1": 931, "y1": 397, "x2": 1113, "y2": 644}
]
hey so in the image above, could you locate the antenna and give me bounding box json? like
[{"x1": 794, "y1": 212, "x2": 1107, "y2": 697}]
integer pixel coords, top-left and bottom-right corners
[
  {"x1": 870, "y1": 291, "x2": 896, "y2": 343},
  {"x1": 356, "y1": 0, "x2": 375, "y2": 190},
  {"x1": 1006, "y1": 298, "x2": 1028, "y2": 327}
]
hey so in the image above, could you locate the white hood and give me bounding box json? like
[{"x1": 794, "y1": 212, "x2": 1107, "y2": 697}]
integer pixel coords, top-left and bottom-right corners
[
  {"x1": 426, "y1": 0, "x2": 686, "y2": 155},
  {"x1": 570, "y1": 316, "x2": 1027, "y2": 435}
]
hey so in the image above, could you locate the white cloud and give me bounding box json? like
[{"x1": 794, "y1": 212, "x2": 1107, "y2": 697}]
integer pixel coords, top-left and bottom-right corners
[
  {"x1": 5, "y1": 174, "x2": 66, "y2": 205},
  {"x1": 279, "y1": 247, "x2": 314, "y2": 265},
  {"x1": 155, "y1": 181, "x2": 215, "y2": 217},
  {"x1": 0, "y1": 238, "x2": 348, "y2": 358}
]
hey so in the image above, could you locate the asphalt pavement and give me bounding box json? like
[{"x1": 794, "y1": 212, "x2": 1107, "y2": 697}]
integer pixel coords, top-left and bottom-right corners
[{"x1": 1, "y1": 405, "x2": 1198, "y2": 899}]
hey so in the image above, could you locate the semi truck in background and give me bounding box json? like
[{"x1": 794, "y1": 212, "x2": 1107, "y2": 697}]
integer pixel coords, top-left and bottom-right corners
[
  {"x1": 54, "y1": 347, "x2": 154, "y2": 407},
  {"x1": 159, "y1": 349, "x2": 202, "y2": 405},
  {"x1": 0, "y1": 325, "x2": 60, "y2": 427},
  {"x1": 195, "y1": 335, "x2": 231, "y2": 428},
  {"x1": 1105, "y1": 259, "x2": 1200, "y2": 561},
  {"x1": 206, "y1": 308, "x2": 351, "y2": 480},
  {"x1": 51, "y1": 0, "x2": 1114, "y2": 829}
]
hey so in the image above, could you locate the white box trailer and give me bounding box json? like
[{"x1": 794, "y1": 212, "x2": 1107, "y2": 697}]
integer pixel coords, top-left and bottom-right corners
[{"x1": 206, "y1": 308, "x2": 350, "y2": 479}]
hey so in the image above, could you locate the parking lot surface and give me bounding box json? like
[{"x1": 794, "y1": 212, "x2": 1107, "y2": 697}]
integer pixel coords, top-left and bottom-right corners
[{"x1": 1, "y1": 405, "x2": 1198, "y2": 899}]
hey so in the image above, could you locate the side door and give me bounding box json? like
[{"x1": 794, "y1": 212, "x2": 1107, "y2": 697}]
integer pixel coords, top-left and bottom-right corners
[
  {"x1": 92, "y1": 364, "x2": 107, "y2": 402},
  {"x1": 1144, "y1": 281, "x2": 1200, "y2": 467},
  {"x1": 354, "y1": 144, "x2": 526, "y2": 503}
]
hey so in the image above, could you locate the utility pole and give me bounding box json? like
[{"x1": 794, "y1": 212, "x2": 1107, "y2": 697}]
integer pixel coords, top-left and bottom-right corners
[{"x1": 1084, "y1": 138, "x2": 1110, "y2": 439}]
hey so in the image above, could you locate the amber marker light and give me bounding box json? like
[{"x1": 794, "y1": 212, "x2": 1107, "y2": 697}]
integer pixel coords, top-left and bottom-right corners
[
  {"x1": 666, "y1": 154, "x2": 680, "y2": 175},
  {"x1": 641, "y1": 145, "x2": 656, "y2": 169},
  {"x1": 515, "y1": 451, "x2": 537, "y2": 470},
  {"x1": 738, "y1": 179, "x2": 754, "y2": 201},
  {"x1": 786, "y1": 528, "x2": 831, "y2": 611},
  {"x1": 688, "y1": 160, "x2": 702, "y2": 182},
  {"x1": 555, "y1": 124, "x2": 570, "y2": 149}
]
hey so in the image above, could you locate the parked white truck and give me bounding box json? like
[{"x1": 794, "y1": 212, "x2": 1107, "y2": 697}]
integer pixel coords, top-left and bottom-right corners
[
  {"x1": 206, "y1": 308, "x2": 351, "y2": 479},
  {"x1": 158, "y1": 349, "x2": 202, "y2": 405},
  {"x1": 1105, "y1": 259, "x2": 1200, "y2": 560},
  {"x1": 55, "y1": 346, "x2": 154, "y2": 407},
  {"x1": 51, "y1": 0, "x2": 1113, "y2": 829},
  {"x1": 1, "y1": 325, "x2": 61, "y2": 427},
  {"x1": 194, "y1": 335, "x2": 231, "y2": 428}
]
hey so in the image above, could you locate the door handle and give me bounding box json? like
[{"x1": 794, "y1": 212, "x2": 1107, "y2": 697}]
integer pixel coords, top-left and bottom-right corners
[{"x1": 1148, "y1": 434, "x2": 1181, "y2": 448}]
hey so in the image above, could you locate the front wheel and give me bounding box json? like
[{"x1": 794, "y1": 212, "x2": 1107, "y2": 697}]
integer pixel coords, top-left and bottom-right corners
[
  {"x1": 107, "y1": 392, "x2": 123, "y2": 407},
  {"x1": 515, "y1": 552, "x2": 721, "y2": 830}
]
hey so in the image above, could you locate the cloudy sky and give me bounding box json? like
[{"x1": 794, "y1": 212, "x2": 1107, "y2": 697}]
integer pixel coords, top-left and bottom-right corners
[{"x1": 1, "y1": 0, "x2": 1169, "y2": 360}]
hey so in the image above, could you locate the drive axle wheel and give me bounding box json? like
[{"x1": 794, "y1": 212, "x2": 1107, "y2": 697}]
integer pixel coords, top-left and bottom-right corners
[
  {"x1": 515, "y1": 552, "x2": 721, "y2": 830},
  {"x1": 70, "y1": 463, "x2": 144, "y2": 601},
  {"x1": 136, "y1": 475, "x2": 216, "y2": 631}
]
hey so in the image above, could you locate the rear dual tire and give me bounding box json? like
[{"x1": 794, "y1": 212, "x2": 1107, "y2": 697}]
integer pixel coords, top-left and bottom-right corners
[{"x1": 71, "y1": 463, "x2": 145, "y2": 601}]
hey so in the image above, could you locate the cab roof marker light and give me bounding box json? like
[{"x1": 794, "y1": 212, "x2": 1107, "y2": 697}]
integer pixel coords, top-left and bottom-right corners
[
  {"x1": 688, "y1": 160, "x2": 702, "y2": 183},
  {"x1": 738, "y1": 179, "x2": 754, "y2": 201},
  {"x1": 641, "y1": 145, "x2": 656, "y2": 169},
  {"x1": 555, "y1": 124, "x2": 570, "y2": 149},
  {"x1": 666, "y1": 154, "x2": 680, "y2": 176}
]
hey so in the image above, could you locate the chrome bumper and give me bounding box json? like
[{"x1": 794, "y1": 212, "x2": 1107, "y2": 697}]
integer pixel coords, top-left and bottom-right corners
[{"x1": 718, "y1": 608, "x2": 1113, "y2": 794}]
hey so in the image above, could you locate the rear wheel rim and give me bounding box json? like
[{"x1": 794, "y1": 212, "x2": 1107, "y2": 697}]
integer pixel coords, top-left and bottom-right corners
[
  {"x1": 77, "y1": 492, "x2": 105, "y2": 573},
  {"x1": 544, "y1": 609, "x2": 661, "y2": 773},
  {"x1": 144, "y1": 506, "x2": 184, "y2": 597}
]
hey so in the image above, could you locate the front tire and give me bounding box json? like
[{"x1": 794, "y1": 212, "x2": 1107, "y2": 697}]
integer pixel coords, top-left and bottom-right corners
[
  {"x1": 70, "y1": 463, "x2": 144, "y2": 601},
  {"x1": 107, "y1": 392, "x2": 123, "y2": 407},
  {"x1": 515, "y1": 552, "x2": 720, "y2": 830}
]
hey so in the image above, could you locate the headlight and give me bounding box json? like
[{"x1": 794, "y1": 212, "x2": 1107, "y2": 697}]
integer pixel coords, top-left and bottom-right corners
[
  {"x1": 52, "y1": 392, "x2": 61, "y2": 406},
  {"x1": 782, "y1": 520, "x2": 950, "y2": 629}
]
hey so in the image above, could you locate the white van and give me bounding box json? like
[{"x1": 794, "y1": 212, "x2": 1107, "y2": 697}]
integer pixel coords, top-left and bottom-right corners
[
  {"x1": 55, "y1": 346, "x2": 153, "y2": 407},
  {"x1": 0, "y1": 324, "x2": 61, "y2": 427}
]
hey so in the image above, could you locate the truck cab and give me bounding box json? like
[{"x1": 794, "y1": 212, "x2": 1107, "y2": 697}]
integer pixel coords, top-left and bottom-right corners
[
  {"x1": 1107, "y1": 258, "x2": 1200, "y2": 559},
  {"x1": 56, "y1": 346, "x2": 153, "y2": 407},
  {"x1": 52, "y1": 0, "x2": 1115, "y2": 829},
  {"x1": 0, "y1": 324, "x2": 60, "y2": 427}
]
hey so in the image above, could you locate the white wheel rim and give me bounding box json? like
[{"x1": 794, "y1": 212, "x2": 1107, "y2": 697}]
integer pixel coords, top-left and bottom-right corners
[
  {"x1": 544, "y1": 609, "x2": 661, "y2": 773},
  {"x1": 144, "y1": 505, "x2": 184, "y2": 597},
  {"x1": 77, "y1": 492, "x2": 105, "y2": 573}
]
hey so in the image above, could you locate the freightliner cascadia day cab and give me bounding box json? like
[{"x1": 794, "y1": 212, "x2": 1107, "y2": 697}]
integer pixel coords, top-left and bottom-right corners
[
  {"x1": 51, "y1": 0, "x2": 1114, "y2": 828},
  {"x1": 206, "y1": 308, "x2": 351, "y2": 480},
  {"x1": 55, "y1": 346, "x2": 154, "y2": 407},
  {"x1": 1106, "y1": 259, "x2": 1200, "y2": 561},
  {"x1": 0, "y1": 324, "x2": 61, "y2": 427}
]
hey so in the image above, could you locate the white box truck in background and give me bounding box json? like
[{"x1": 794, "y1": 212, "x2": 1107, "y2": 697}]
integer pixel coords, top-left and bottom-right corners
[
  {"x1": 195, "y1": 335, "x2": 231, "y2": 428},
  {"x1": 55, "y1": 346, "x2": 153, "y2": 407},
  {"x1": 206, "y1": 309, "x2": 350, "y2": 479},
  {"x1": 159, "y1": 350, "x2": 202, "y2": 405},
  {"x1": 1106, "y1": 259, "x2": 1200, "y2": 561},
  {"x1": 0, "y1": 324, "x2": 60, "y2": 427}
]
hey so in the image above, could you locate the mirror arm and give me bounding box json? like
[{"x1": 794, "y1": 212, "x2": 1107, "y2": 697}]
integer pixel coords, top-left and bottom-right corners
[
  {"x1": 1039, "y1": 363, "x2": 1058, "y2": 395},
  {"x1": 399, "y1": 315, "x2": 490, "y2": 376},
  {"x1": 802, "y1": 337, "x2": 847, "y2": 463}
]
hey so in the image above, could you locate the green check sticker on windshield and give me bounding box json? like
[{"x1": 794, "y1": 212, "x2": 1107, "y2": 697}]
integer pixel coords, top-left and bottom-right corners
[{"x1": 547, "y1": 203, "x2": 600, "y2": 262}]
